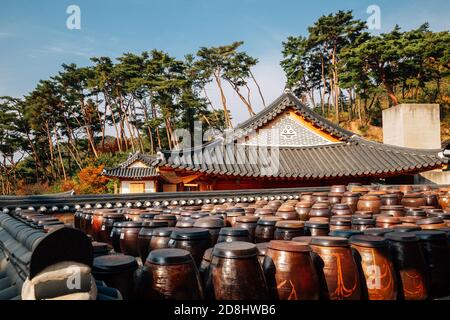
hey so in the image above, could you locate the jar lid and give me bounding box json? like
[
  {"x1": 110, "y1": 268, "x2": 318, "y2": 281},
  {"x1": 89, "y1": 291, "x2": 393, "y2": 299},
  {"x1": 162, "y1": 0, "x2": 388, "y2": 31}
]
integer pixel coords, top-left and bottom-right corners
[
  {"x1": 142, "y1": 220, "x2": 169, "y2": 228},
  {"x1": 219, "y1": 227, "x2": 249, "y2": 236},
  {"x1": 170, "y1": 228, "x2": 210, "y2": 240},
  {"x1": 310, "y1": 236, "x2": 349, "y2": 247},
  {"x1": 349, "y1": 235, "x2": 387, "y2": 248},
  {"x1": 332, "y1": 204, "x2": 350, "y2": 210},
  {"x1": 139, "y1": 213, "x2": 157, "y2": 219},
  {"x1": 93, "y1": 255, "x2": 138, "y2": 273},
  {"x1": 275, "y1": 220, "x2": 304, "y2": 229},
  {"x1": 191, "y1": 212, "x2": 210, "y2": 219},
  {"x1": 227, "y1": 207, "x2": 245, "y2": 213},
  {"x1": 235, "y1": 216, "x2": 260, "y2": 223},
  {"x1": 147, "y1": 248, "x2": 193, "y2": 265},
  {"x1": 277, "y1": 205, "x2": 295, "y2": 212},
  {"x1": 292, "y1": 236, "x2": 313, "y2": 244},
  {"x1": 212, "y1": 241, "x2": 257, "y2": 259},
  {"x1": 121, "y1": 221, "x2": 143, "y2": 228},
  {"x1": 152, "y1": 227, "x2": 177, "y2": 237},
  {"x1": 268, "y1": 240, "x2": 311, "y2": 252},
  {"x1": 194, "y1": 217, "x2": 225, "y2": 228},
  {"x1": 175, "y1": 219, "x2": 196, "y2": 228},
  {"x1": 413, "y1": 230, "x2": 447, "y2": 241},
  {"x1": 416, "y1": 217, "x2": 444, "y2": 225},
  {"x1": 352, "y1": 218, "x2": 376, "y2": 225},
  {"x1": 257, "y1": 217, "x2": 282, "y2": 226},
  {"x1": 305, "y1": 221, "x2": 329, "y2": 229},
  {"x1": 328, "y1": 230, "x2": 363, "y2": 238},
  {"x1": 329, "y1": 220, "x2": 352, "y2": 226},
  {"x1": 376, "y1": 216, "x2": 401, "y2": 224},
  {"x1": 363, "y1": 228, "x2": 394, "y2": 236},
  {"x1": 102, "y1": 212, "x2": 125, "y2": 219},
  {"x1": 154, "y1": 214, "x2": 177, "y2": 221},
  {"x1": 311, "y1": 203, "x2": 330, "y2": 209},
  {"x1": 392, "y1": 225, "x2": 421, "y2": 232},
  {"x1": 385, "y1": 232, "x2": 418, "y2": 242}
]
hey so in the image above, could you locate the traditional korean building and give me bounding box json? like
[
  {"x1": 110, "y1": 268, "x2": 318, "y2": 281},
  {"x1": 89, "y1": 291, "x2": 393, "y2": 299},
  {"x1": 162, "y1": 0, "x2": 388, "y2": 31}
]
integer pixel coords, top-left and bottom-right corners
[{"x1": 104, "y1": 91, "x2": 448, "y2": 193}]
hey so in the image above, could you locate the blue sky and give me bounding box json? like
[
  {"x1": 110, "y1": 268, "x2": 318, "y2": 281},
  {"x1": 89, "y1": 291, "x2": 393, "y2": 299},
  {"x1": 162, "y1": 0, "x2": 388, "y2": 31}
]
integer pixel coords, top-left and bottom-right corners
[{"x1": 1, "y1": 0, "x2": 449, "y2": 123}]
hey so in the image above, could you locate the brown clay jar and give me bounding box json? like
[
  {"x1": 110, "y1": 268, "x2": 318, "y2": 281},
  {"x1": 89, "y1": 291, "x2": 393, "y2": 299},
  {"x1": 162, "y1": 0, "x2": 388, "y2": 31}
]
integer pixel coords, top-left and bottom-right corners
[
  {"x1": 352, "y1": 218, "x2": 376, "y2": 231},
  {"x1": 225, "y1": 210, "x2": 245, "y2": 227},
  {"x1": 263, "y1": 240, "x2": 320, "y2": 300},
  {"x1": 309, "y1": 203, "x2": 331, "y2": 221},
  {"x1": 210, "y1": 241, "x2": 269, "y2": 300},
  {"x1": 330, "y1": 185, "x2": 347, "y2": 193},
  {"x1": 146, "y1": 248, "x2": 204, "y2": 300},
  {"x1": 380, "y1": 194, "x2": 401, "y2": 206},
  {"x1": 168, "y1": 228, "x2": 211, "y2": 267},
  {"x1": 312, "y1": 192, "x2": 329, "y2": 203},
  {"x1": 416, "y1": 217, "x2": 447, "y2": 230},
  {"x1": 91, "y1": 209, "x2": 117, "y2": 241},
  {"x1": 304, "y1": 221, "x2": 330, "y2": 236},
  {"x1": 274, "y1": 220, "x2": 305, "y2": 240},
  {"x1": 329, "y1": 219, "x2": 352, "y2": 231},
  {"x1": 83, "y1": 211, "x2": 94, "y2": 236},
  {"x1": 424, "y1": 193, "x2": 439, "y2": 207},
  {"x1": 349, "y1": 235, "x2": 397, "y2": 300},
  {"x1": 256, "y1": 242, "x2": 269, "y2": 266},
  {"x1": 73, "y1": 211, "x2": 83, "y2": 229},
  {"x1": 310, "y1": 236, "x2": 361, "y2": 300},
  {"x1": 357, "y1": 195, "x2": 382, "y2": 214},
  {"x1": 341, "y1": 192, "x2": 360, "y2": 213},
  {"x1": 119, "y1": 221, "x2": 143, "y2": 257},
  {"x1": 385, "y1": 232, "x2": 429, "y2": 300},
  {"x1": 254, "y1": 208, "x2": 274, "y2": 218},
  {"x1": 275, "y1": 206, "x2": 299, "y2": 220},
  {"x1": 438, "y1": 192, "x2": 450, "y2": 209},
  {"x1": 193, "y1": 217, "x2": 225, "y2": 245},
  {"x1": 110, "y1": 221, "x2": 124, "y2": 253},
  {"x1": 217, "y1": 227, "x2": 251, "y2": 243},
  {"x1": 100, "y1": 212, "x2": 125, "y2": 245},
  {"x1": 331, "y1": 203, "x2": 352, "y2": 217},
  {"x1": 254, "y1": 217, "x2": 282, "y2": 243},
  {"x1": 328, "y1": 193, "x2": 343, "y2": 205},
  {"x1": 153, "y1": 214, "x2": 177, "y2": 227},
  {"x1": 234, "y1": 215, "x2": 260, "y2": 242},
  {"x1": 149, "y1": 227, "x2": 177, "y2": 250},
  {"x1": 92, "y1": 254, "x2": 138, "y2": 300},
  {"x1": 295, "y1": 202, "x2": 312, "y2": 221},
  {"x1": 380, "y1": 205, "x2": 405, "y2": 217},
  {"x1": 376, "y1": 216, "x2": 401, "y2": 228},
  {"x1": 137, "y1": 220, "x2": 169, "y2": 264},
  {"x1": 198, "y1": 248, "x2": 214, "y2": 300},
  {"x1": 401, "y1": 193, "x2": 427, "y2": 208}
]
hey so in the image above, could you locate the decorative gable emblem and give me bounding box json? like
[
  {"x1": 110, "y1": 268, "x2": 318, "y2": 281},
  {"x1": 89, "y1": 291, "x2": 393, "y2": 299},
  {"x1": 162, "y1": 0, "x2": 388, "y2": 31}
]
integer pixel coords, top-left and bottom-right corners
[{"x1": 281, "y1": 125, "x2": 297, "y2": 139}]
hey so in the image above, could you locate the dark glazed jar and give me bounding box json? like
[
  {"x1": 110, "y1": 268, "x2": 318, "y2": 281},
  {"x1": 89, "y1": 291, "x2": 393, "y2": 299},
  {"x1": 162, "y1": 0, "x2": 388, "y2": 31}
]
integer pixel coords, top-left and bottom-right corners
[
  {"x1": 74, "y1": 211, "x2": 83, "y2": 229},
  {"x1": 225, "y1": 209, "x2": 245, "y2": 227},
  {"x1": 92, "y1": 254, "x2": 138, "y2": 300},
  {"x1": 363, "y1": 228, "x2": 394, "y2": 237},
  {"x1": 357, "y1": 195, "x2": 382, "y2": 214},
  {"x1": 210, "y1": 242, "x2": 269, "y2": 300},
  {"x1": 331, "y1": 204, "x2": 352, "y2": 217},
  {"x1": 84, "y1": 211, "x2": 94, "y2": 236},
  {"x1": 295, "y1": 202, "x2": 312, "y2": 221},
  {"x1": 137, "y1": 220, "x2": 169, "y2": 264},
  {"x1": 304, "y1": 221, "x2": 329, "y2": 236},
  {"x1": 380, "y1": 205, "x2": 405, "y2": 217},
  {"x1": 119, "y1": 221, "x2": 143, "y2": 257},
  {"x1": 328, "y1": 193, "x2": 343, "y2": 205},
  {"x1": 329, "y1": 219, "x2": 352, "y2": 231},
  {"x1": 217, "y1": 227, "x2": 251, "y2": 243},
  {"x1": 149, "y1": 227, "x2": 177, "y2": 250},
  {"x1": 92, "y1": 209, "x2": 115, "y2": 241},
  {"x1": 414, "y1": 231, "x2": 450, "y2": 296},
  {"x1": 254, "y1": 208, "x2": 274, "y2": 218},
  {"x1": 92, "y1": 241, "x2": 110, "y2": 258},
  {"x1": 100, "y1": 212, "x2": 125, "y2": 244},
  {"x1": 424, "y1": 193, "x2": 439, "y2": 207},
  {"x1": 310, "y1": 236, "x2": 361, "y2": 300},
  {"x1": 385, "y1": 232, "x2": 429, "y2": 300},
  {"x1": 341, "y1": 192, "x2": 360, "y2": 213},
  {"x1": 193, "y1": 217, "x2": 225, "y2": 245},
  {"x1": 154, "y1": 214, "x2": 177, "y2": 227},
  {"x1": 175, "y1": 219, "x2": 196, "y2": 228},
  {"x1": 199, "y1": 248, "x2": 214, "y2": 300},
  {"x1": 376, "y1": 216, "x2": 401, "y2": 229},
  {"x1": 263, "y1": 240, "x2": 319, "y2": 300},
  {"x1": 416, "y1": 217, "x2": 447, "y2": 230},
  {"x1": 110, "y1": 221, "x2": 124, "y2": 253},
  {"x1": 380, "y1": 194, "x2": 400, "y2": 206},
  {"x1": 146, "y1": 248, "x2": 204, "y2": 300},
  {"x1": 274, "y1": 220, "x2": 305, "y2": 240},
  {"x1": 309, "y1": 203, "x2": 331, "y2": 221},
  {"x1": 352, "y1": 218, "x2": 376, "y2": 231},
  {"x1": 329, "y1": 229, "x2": 363, "y2": 238},
  {"x1": 349, "y1": 235, "x2": 397, "y2": 300},
  {"x1": 168, "y1": 228, "x2": 211, "y2": 267},
  {"x1": 401, "y1": 193, "x2": 427, "y2": 208},
  {"x1": 234, "y1": 216, "x2": 260, "y2": 242},
  {"x1": 254, "y1": 217, "x2": 281, "y2": 243}
]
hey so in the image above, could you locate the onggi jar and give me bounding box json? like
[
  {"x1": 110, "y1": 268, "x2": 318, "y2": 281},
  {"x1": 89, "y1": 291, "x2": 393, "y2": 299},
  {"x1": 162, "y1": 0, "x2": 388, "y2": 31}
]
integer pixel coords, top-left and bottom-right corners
[{"x1": 310, "y1": 236, "x2": 361, "y2": 300}]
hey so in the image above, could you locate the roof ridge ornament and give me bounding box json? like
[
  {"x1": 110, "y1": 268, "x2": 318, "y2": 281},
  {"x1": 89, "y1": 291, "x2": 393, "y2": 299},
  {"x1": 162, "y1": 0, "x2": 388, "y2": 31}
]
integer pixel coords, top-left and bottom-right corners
[{"x1": 284, "y1": 87, "x2": 292, "y2": 94}]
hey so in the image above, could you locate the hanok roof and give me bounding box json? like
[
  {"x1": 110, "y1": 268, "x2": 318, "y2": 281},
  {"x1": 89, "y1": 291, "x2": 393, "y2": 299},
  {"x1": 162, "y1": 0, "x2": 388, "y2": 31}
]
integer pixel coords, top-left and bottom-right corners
[
  {"x1": 104, "y1": 92, "x2": 447, "y2": 181},
  {"x1": 103, "y1": 153, "x2": 158, "y2": 179}
]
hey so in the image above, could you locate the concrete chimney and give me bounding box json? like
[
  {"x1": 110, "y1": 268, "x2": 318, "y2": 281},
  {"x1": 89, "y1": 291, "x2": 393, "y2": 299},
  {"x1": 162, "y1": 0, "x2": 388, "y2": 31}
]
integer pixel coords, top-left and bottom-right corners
[{"x1": 382, "y1": 104, "x2": 441, "y2": 149}]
